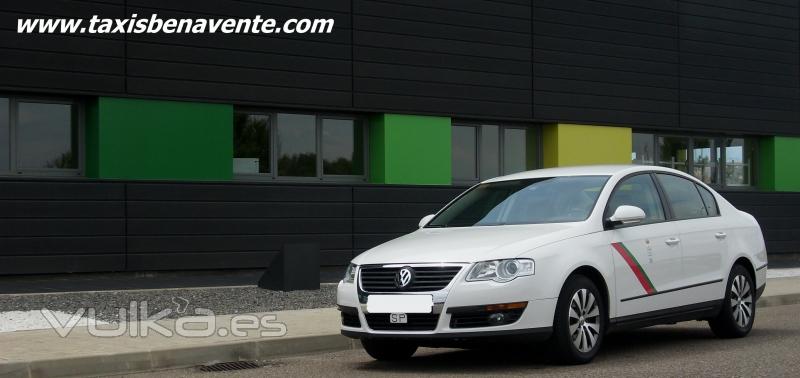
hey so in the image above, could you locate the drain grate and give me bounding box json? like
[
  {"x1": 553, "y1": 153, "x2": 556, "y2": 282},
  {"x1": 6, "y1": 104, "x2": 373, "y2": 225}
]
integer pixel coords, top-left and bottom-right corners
[{"x1": 198, "y1": 360, "x2": 262, "y2": 372}]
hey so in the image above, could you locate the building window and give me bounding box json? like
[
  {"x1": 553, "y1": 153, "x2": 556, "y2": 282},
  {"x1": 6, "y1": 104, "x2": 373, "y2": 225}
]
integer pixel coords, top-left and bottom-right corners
[
  {"x1": 0, "y1": 95, "x2": 82, "y2": 176},
  {"x1": 452, "y1": 123, "x2": 539, "y2": 183},
  {"x1": 233, "y1": 111, "x2": 366, "y2": 181},
  {"x1": 452, "y1": 125, "x2": 478, "y2": 181},
  {"x1": 632, "y1": 132, "x2": 756, "y2": 188},
  {"x1": 322, "y1": 118, "x2": 364, "y2": 176},
  {"x1": 723, "y1": 138, "x2": 756, "y2": 187}
]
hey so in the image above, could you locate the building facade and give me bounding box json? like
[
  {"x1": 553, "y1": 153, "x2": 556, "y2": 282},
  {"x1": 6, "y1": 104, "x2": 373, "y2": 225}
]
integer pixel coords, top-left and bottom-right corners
[{"x1": 0, "y1": 0, "x2": 799, "y2": 275}]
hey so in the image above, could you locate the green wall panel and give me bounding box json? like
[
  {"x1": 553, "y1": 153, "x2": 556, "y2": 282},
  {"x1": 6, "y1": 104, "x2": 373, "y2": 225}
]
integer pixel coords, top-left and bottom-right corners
[
  {"x1": 759, "y1": 136, "x2": 800, "y2": 192},
  {"x1": 369, "y1": 114, "x2": 451, "y2": 185},
  {"x1": 87, "y1": 98, "x2": 233, "y2": 181}
]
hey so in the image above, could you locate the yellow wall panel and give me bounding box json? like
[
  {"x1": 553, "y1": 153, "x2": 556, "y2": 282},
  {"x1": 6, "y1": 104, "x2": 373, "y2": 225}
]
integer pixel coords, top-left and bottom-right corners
[{"x1": 543, "y1": 124, "x2": 631, "y2": 168}]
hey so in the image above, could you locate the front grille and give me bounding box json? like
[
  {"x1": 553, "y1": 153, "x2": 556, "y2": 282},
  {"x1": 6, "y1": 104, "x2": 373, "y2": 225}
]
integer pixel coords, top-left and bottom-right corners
[
  {"x1": 359, "y1": 265, "x2": 462, "y2": 292},
  {"x1": 450, "y1": 308, "x2": 525, "y2": 329},
  {"x1": 340, "y1": 306, "x2": 361, "y2": 328},
  {"x1": 365, "y1": 313, "x2": 440, "y2": 331}
]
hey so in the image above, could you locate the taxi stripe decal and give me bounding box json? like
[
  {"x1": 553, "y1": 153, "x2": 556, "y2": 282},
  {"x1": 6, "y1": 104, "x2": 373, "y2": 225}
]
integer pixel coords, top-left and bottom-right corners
[{"x1": 611, "y1": 242, "x2": 656, "y2": 295}]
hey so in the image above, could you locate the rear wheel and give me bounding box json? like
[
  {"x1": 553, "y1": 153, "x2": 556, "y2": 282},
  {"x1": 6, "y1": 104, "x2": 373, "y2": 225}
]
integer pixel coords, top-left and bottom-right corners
[
  {"x1": 361, "y1": 338, "x2": 418, "y2": 361},
  {"x1": 550, "y1": 274, "x2": 605, "y2": 364},
  {"x1": 709, "y1": 264, "x2": 755, "y2": 338}
]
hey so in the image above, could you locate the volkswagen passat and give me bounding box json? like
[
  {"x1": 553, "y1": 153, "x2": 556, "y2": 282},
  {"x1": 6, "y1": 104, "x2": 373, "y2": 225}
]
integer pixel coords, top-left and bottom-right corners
[{"x1": 337, "y1": 165, "x2": 767, "y2": 364}]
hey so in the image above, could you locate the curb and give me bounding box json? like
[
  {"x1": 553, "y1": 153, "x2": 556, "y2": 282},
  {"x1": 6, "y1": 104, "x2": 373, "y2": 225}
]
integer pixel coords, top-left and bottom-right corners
[
  {"x1": 0, "y1": 334, "x2": 360, "y2": 378},
  {"x1": 757, "y1": 293, "x2": 800, "y2": 308},
  {"x1": 2, "y1": 293, "x2": 799, "y2": 378}
]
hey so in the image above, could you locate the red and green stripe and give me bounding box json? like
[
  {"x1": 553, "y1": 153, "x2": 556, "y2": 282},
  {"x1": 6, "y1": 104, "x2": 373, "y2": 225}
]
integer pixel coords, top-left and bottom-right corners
[{"x1": 611, "y1": 242, "x2": 656, "y2": 295}]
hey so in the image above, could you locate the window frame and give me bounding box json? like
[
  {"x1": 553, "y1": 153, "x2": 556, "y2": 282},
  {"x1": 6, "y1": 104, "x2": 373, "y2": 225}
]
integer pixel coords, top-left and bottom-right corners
[
  {"x1": 0, "y1": 94, "x2": 84, "y2": 177},
  {"x1": 632, "y1": 132, "x2": 758, "y2": 190},
  {"x1": 451, "y1": 121, "x2": 542, "y2": 185},
  {"x1": 232, "y1": 109, "x2": 369, "y2": 183}
]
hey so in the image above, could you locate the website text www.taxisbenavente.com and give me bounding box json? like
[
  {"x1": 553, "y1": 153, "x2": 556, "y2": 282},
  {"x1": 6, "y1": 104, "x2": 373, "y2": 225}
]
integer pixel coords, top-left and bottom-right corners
[{"x1": 17, "y1": 13, "x2": 334, "y2": 35}]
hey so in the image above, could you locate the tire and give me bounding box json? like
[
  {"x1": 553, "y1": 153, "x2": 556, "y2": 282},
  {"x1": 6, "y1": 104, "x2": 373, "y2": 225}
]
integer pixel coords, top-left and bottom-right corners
[
  {"x1": 709, "y1": 264, "x2": 756, "y2": 338},
  {"x1": 361, "y1": 338, "x2": 418, "y2": 361},
  {"x1": 550, "y1": 274, "x2": 606, "y2": 364}
]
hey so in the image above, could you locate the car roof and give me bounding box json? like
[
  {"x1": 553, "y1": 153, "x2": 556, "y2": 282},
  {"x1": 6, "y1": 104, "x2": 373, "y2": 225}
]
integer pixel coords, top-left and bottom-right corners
[{"x1": 482, "y1": 165, "x2": 685, "y2": 183}]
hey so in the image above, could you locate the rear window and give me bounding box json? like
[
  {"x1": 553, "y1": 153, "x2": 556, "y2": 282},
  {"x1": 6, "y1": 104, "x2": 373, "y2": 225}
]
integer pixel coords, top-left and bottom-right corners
[
  {"x1": 656, "y1": 174, "x2": 708, "y2": 219},
  {"x1": 696, "y1": 184, "x2": 720, "y2": 216}
]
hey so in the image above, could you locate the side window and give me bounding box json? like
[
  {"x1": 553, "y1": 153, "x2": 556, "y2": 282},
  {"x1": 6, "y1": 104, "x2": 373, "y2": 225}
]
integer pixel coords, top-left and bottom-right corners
[
  {"x1": 696, "y1": 184, "x2": 720, "y2": 216},
  {"x1": 656, "y1": 174, "x2": 708, "y2": 219},
  {"x1": 607, "y1": 174, "x2": 666, "y2": 224}
]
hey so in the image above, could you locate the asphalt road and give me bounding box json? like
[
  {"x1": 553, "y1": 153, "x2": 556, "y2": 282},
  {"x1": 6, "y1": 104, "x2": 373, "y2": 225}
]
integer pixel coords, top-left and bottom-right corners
[{"x1": 125, "y1": 304, "x2": 800, "y2": 377}]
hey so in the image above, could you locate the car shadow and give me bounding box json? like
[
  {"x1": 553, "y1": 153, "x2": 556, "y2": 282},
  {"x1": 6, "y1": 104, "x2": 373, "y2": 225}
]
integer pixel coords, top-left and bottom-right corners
[{"x1": 352, "y1": 325, "x2": 792, "y2": 374}]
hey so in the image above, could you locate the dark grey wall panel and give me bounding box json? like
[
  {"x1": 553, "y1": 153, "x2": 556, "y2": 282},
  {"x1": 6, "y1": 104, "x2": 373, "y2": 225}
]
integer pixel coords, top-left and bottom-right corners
[
  {"x1": 679, "y1": 0, "x2": 800, "y2": 134},
  {"x1": 533, "y1": 0, "x2": 679, "y2": 128},
  {"x1": 1, "y1": 0, "x2": 799, "y2": 135},
  {"x1": 352, "y1": 185, "x2": 462, "y2": 254},
  {"x1": 0, "y1": 1, "x2": 125, "y2": 94},
  {"x1": 352, "y1": 0, "x2": 532, "y2": 119},
  {"x1": 0, "y1": 180, "x2": 125, "y2": 274},
  {"x1": 126, "y1": 182, "x2": 354, "y2": 270},
  {"x1": 124, "y1": 0, "x2": 352, "y2": 107}
]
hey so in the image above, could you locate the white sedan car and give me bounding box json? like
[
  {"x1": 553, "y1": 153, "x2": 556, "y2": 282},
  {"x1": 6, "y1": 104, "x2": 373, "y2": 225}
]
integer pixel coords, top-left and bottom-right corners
[{"x1": 337, "y1": 165, "x2": 767, "y2": 364}]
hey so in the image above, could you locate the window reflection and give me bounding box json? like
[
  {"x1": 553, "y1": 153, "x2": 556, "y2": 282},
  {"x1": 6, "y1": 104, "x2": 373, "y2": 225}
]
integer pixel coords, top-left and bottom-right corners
[
  {"x1": 17, "y1": 102, "x2": 77, "y2": 169},
  {"x1": 724, "y1": 138, "x2": 754, "y2": 187},
  {"x1": 502, "y1": 128, "x2": 529, "y2": 175},
  {"x1": 277, "y1": 113, "x2": 317, "y2": 177},
  {"x1": 633, "y1": 133, "x2": 756, "y2": 188},
  {"x1": 631, "y1": 133, "x2": 654, "y2": 165},
  {"x1": 452, "y1": 124, "x2": 538, "y2": 182},
  {"x1": 233, "y1": 113, "x2": 270, "y2": 174},
  {"x1": 658, "y1": 136, "x2": 689, "y2": 173},
  {"x1": 452, "y1": 125, "x2": 478, "y2": 181},
  {"x1": 0, "y1": 98, "x2": 8, "y2": 170},
  {"x1": 322, "y1": 118, "x2": 363, "y2": 176},
  {"x1": 692, "y1": 138, "x2": 718, "y2": 185},
  {"x1": 479, "y1": 125, "x2": 499, "y2": 180}
]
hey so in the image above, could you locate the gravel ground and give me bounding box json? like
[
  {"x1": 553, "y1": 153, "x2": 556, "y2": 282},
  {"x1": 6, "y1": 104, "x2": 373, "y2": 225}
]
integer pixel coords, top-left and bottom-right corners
[{"x1": 0, "y1": 284, "x2": 337, "y2": 323}]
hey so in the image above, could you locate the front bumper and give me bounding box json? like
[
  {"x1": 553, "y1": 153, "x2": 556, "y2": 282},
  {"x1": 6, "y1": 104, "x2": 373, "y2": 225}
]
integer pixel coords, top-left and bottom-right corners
[{"x1": 336, "y1": 269, "x2": 557, "y2": 342}]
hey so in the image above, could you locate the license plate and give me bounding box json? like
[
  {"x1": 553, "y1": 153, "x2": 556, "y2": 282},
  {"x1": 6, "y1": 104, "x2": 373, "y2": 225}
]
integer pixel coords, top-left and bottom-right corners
[
  {"x1": 366, "y1": 295, "x2": 433, "y2": 313},
  {"x1": 389, "y1": 313, "x2": 407, "y2": 324}
]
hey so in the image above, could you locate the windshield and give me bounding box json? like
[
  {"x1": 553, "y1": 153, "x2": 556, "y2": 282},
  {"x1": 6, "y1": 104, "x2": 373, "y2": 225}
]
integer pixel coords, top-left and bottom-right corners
[{"x1": 426, "y1": 176, "x2": 610, "y2": 228}]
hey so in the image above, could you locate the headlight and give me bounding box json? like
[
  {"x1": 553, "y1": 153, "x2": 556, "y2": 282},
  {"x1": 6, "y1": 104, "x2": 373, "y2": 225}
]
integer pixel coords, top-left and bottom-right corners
[
  {"x1": 466, "y1": 259, "x2": 534, "y2": 283},
  {"x1": 343, "y1": 263, "x2": 357, "y2": 283}
]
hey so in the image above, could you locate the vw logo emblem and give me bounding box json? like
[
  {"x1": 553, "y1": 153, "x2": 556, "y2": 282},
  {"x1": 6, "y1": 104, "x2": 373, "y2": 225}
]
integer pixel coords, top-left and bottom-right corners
[{"x1": 395, "y1": 267, "x2": 414, "y2": 289}]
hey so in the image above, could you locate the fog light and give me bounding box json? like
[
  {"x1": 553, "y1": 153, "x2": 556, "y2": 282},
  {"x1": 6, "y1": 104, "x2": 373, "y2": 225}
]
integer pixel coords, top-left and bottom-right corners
[{"x1": 488, "y1": 312, "x2": 506, "y2": 325}]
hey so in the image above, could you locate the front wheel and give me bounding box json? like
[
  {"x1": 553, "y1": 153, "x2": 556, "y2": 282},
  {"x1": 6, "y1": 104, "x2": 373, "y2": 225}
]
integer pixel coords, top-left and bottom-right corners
[
  {"x1": 361, "y1": 338, "x2": 418, "y2": 361},
  {"x1": 709, "y1": 264, "x2": 755, "y2": 338},
  {"x1": 550, "y1": 274, "x2": 605, "y2": 364}
]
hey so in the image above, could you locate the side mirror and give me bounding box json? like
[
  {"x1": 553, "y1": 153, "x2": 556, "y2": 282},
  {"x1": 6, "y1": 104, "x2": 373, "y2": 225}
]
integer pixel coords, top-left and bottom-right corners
[
  {"x1": 606, "y1": 205, "x2": 646, "y2": 227},
  {"x1": 419, "y1": 214, "x2": 436, "y2": 228}
]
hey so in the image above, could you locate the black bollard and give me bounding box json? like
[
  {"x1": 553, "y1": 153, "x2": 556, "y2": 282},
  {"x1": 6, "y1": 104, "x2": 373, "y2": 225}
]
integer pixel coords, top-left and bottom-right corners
[{"x1": 258, "y1": 242, "x2": 320, "y2": 291}]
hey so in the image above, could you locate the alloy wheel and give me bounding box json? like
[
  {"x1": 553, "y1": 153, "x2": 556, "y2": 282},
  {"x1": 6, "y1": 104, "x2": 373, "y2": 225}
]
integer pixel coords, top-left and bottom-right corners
[
  {"x1": 568, "y1": 288, "x2": 601, "y2": 353},
  {"x1": 730, "y1": 274, "x2": 753, "y2": 328}
]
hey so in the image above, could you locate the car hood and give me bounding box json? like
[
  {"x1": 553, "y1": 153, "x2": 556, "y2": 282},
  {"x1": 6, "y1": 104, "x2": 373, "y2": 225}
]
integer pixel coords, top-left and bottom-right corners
[{"x1": 351, "y1": 223, "x2": 589, "y2": 265}]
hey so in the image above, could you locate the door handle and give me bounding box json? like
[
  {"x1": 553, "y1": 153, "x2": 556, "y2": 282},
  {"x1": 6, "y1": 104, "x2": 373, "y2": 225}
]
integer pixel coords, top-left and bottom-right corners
[
  {"x1": 665, "y1": 237, "x2": 681, "y2": 246},
  {"x1": 715, "y1": 232, "x2": 727, "y2": 239}
]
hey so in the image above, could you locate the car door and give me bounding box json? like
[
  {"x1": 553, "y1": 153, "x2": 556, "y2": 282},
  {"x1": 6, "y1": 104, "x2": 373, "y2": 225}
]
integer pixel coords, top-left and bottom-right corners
[
  {"x1": 605, "y1": 173, "x2": 684, "y2": 317},
  {"x1": 655, "y1": 173, "x2": 725, "y2": 304}
]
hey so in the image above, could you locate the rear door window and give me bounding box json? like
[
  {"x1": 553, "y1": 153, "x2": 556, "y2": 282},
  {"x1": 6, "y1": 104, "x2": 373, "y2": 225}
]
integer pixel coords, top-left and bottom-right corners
[{"x1": 655, "y1": 174, "x2": 708, "y2": 220}]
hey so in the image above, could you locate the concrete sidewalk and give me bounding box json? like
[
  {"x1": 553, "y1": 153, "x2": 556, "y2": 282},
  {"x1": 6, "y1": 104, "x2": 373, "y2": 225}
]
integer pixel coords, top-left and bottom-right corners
[{"x1": 2, "y1": 276, "x2": 799, "y2": 378}]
